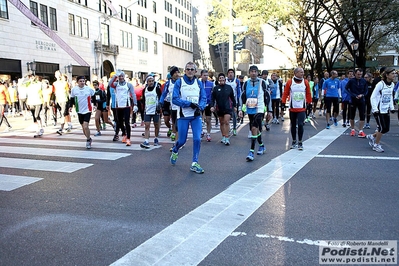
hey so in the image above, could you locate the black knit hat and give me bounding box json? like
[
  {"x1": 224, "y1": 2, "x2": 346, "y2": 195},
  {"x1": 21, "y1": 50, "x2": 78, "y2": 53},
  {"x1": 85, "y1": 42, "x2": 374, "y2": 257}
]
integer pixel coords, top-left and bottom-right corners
[{"x1": 169, "y1": 66, "x2": 179, "y2": 76}]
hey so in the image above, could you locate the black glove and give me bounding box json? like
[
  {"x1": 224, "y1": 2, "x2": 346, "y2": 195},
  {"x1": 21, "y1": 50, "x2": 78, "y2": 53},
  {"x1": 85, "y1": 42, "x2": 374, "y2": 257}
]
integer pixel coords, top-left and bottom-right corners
[
  {"x1": 190, "y1": 102, "x2": 199, "y2": 109},
  {"x1": 194, "y1": 108, "x2": 201, "y2": 117}
]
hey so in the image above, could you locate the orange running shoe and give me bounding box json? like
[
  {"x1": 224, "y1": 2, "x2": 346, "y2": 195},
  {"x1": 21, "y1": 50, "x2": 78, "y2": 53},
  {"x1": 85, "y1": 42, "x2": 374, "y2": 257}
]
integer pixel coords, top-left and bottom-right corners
[
  {"x1": 122, "y1": 135, "x2": 127, "y2": 143},
  {"x1": 126, "y1": 139, "x2": 131, "y2": 146},
  {"x1": 350, "y1": 129, "x2": 356, "y2": 136},
  {"x1": 358, "y1": 131, "x2": 366, "y2": 138}
]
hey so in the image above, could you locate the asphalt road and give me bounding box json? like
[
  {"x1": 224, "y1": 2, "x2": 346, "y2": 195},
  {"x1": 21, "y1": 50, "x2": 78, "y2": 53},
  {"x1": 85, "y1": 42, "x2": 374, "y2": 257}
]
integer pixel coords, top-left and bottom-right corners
[{"x1": 0, "y1": 111, "x2": 398, "y2": 266}]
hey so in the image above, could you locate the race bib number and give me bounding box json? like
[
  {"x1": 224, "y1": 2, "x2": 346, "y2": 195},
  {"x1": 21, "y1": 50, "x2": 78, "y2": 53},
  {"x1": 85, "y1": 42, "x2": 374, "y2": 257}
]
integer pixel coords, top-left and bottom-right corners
[
  {"x1": 146, "y1": 96, "x2": 156, "y2": 105},
  {"x1": 246, "y1": 97, "x2": 258, "y2": 108},
  {"x1": 186, "y1": 96, "x2": 199, "y2": 104},
  {"x1": 293, "y1": 91, "x2": 305, "y2": 101},
  {"x1": 382, "y1": 94, "x2": 391, "y2": 104},
  {"x1": 95, "y1": 95, "x2": 100, "y2": 100}
]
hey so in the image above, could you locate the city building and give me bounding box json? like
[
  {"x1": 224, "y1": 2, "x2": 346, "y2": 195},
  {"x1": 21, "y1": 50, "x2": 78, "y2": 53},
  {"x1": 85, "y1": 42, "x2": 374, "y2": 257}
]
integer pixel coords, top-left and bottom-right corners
[{"x1": 0, "y1": 0, "x2": 193, "y2": 83}]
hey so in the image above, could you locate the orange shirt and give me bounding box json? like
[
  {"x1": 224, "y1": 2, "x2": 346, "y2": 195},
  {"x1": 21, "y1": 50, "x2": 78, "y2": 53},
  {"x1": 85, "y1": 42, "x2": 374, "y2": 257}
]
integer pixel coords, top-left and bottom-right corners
[{"x1": 0, "y1": 84, "x2": 11, "y2": 105}]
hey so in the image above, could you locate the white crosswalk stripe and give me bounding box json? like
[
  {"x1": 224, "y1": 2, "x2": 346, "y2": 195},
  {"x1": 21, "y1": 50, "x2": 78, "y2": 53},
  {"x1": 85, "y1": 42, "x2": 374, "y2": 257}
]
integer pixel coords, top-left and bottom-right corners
[{"x1": 0, "y1": 116, "x2": 226, "y2": 191}]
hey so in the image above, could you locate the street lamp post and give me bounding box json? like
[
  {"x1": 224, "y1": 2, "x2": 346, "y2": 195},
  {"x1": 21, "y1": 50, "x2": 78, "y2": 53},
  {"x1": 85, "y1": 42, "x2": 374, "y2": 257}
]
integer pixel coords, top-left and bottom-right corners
[
  {"x1": 350, "y1": 39, "x2": 359, "y2": 70},
  {"x1": 229, "y1": 0, "x2": 234, "y2": 70}
]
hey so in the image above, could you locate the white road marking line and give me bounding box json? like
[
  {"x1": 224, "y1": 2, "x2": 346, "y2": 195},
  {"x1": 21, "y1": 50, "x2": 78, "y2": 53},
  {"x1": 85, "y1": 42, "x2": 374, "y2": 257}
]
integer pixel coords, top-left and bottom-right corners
[
  {"x1": 316, "y1": 155, "x2": 399, "y2": 160},
  {"x1": 254, "y1": 233, "x2": 329, "y2": 246},
  {"x1": 110, "y1": 121, "x2": 348, "y2": 265},
  {"x1": 0, "y1": 146, "x2": 130, "y2": 160},
  {"x1": 0, "y1": 157, "x2": 92, "y2": 173},
  {"x1": 0, "y1": 174, "x2": 43, "y2": 191},
  {"x1": 0, "y1": 138, "x2": 161, "y2": 151}
]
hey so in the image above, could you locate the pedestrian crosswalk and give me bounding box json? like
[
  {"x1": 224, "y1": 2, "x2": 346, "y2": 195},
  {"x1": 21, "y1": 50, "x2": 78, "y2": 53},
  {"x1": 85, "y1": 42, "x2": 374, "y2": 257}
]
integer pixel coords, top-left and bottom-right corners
[{"x1": 0, "y1": 118, "x2": 222, "y2": 191}]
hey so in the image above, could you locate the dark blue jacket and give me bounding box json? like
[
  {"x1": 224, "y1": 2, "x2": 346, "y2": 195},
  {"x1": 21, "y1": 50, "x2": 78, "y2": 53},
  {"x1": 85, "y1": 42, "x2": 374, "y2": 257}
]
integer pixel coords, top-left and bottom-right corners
[{"x1": 345, "y1": 78, "x2": 368, "y2": 100}]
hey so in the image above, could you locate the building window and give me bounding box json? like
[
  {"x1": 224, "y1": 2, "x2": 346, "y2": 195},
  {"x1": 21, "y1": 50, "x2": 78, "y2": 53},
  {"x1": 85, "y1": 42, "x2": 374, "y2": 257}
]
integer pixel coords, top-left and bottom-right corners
[
  {"x1": 128, "y1": 10, "x2": 132, "y2": 23},
  {"x1": 100, "y1": 0, "x2": 106, "y2": 12},
  {"x1": 137, "y1": 36, "x2": 148, "y2": 52},
  {"x1": 153, "y1": 21, "x2": 157, "y2": 33},
  {"x1": 139, "y1": 0, "x2": 147, "y2": 8},
  {"x1": 153, "y1": 1, "x2": 156, "y2": 13},
  {"x1": 121, "y1": 31, "x2": 132, "y2": 48},
  {"x1": 49, "y1": 7, "x2": 57, "y2": 30},
  {"x1": 68, "y1": 13, "x2": 75, "y2": 35},
  {"x1": 82, "y1": 18, "x2": 89, "y2": 38},
  {"x1": 39, "y1": 4, "x2": 48, "y2": 26},
  {"x1": 0, "y1": 0, "x2": 8, "y2": 19},
  {"x1": 154, "y1": 41, "x2": 158, "y2": 54},
  {"x1": 30, "y1": 1, "x2": 38, "y2": 26},
  {"x1": 101, "y1": 23, "x2": 109, "y2": 45},
  {"x1": 75, "y1": 15, "x2": 82, "y2": 37}
]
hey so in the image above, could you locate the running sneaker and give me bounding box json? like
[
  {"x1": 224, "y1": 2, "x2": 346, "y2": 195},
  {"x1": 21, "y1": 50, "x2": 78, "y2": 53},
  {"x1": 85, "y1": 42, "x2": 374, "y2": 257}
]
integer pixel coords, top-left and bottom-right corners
[
  {"x1": 373, "y1": 144, "x2": 384, "y2": 152},
  {"x1": 257, "y1": 145, "x2": 265, "y2": 155},
  {"x1": 86, "y1": 138, "x2": 92, "y2": 149},
  {"x1": 248, "y1": 131, "x2": 252, "y2": 139},
  {"x1": 170, "y1": 133, "x2": 176, "y2": 141},
  {"x1": 290, "y1": 140, "x2": 298, "y2": 149},
  {"x1": 126, "y1": 139, "x2": 131, "y2": 146},
  {"x1": 94, "y1": 131, "x2": 101, "y2": 136},
  {"x1": 39, "y1": 128, "x2": 44, "y2": 134},
  {"x1": 131, "y1": 123, "x2": 137, "y2": 128},
  {"x1": 366, "y1": 134, "x2": 375, "y2": 147},
  {"x1": 329, "y1": 117, "x2": 333, "y2": 121},
  {"x1": 102, "y1": 123, "x2": 106, "y2": 130},
  {"x1": 66, "y1": 126, "x2": 72, "y2": 133},
  {"x1": 122, "y1": 135, "x2": 127, "y2": 143},
  {"x1": 190, "y1": 163, "x2": 204, "y2": 174},
  {"x1": 281, "y1": 116, "x2": 284, "y2": 121},
  {"x1": 225, "y1": 138, "x2": 230, "y2": 145},
  {"x1": 206, "y1": 134, "x2": 211, "y2": 142},
  {"x1": 170, "y1": 152, "x2": 178, "y2": 165},
  {"x1": 140, "y1": 141, "x2": 150, "y2": 149},
  {"x1": 346, "y1": 121, "x2": 350, "y2": 127},
  {"x1": 358, "y1": 131, "x2": 366, "y2": 138},
  {"x1": 276, "y1": 119, "x2": 280, "y2": 124},
  {"x1": 318, "y1": 110, "x2": 322, "y2": 116},
  {"x1": 221, "y1": 136, "x2": 226, "y2": 144},
  {"x1": 342, "y1": 123, "x2": 346, "y2": 127},
  {"x1": 113, "y1": 135, "x2": 119, "y2": 141},
  {"x1": 167, "y1": 129, "x2": 172, "y2": 137},
  {"x1": 333, "y1": 118, "x2": 338, "y2": 126},
  {"x1": 326, "y1": 124, "x2": 330, "y2": 129},
  {"x1": 350, "y1": 129, "x2": 356, "y2": 136},
  {"x1": 56, "y1": 129, "x2": 63, "y2": 135},
  {"x1": 364, "y1": 123, "x2": 371, "y2": 129},
  {"x1": 232, "y1": 129, "x2": 237, "y2": 136},
  {"x1": 265, "y1": 123, "x2": 271, "y2": 131},
  {"x1": 246, "y1": 151, "x2": 254, "y2": 161},
  {"x1": 298, "y1": 142, "x2": 303, "y2": 150},
  {"x1": 154, "y1": 138, "x2": 159, "y2": 146}
]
